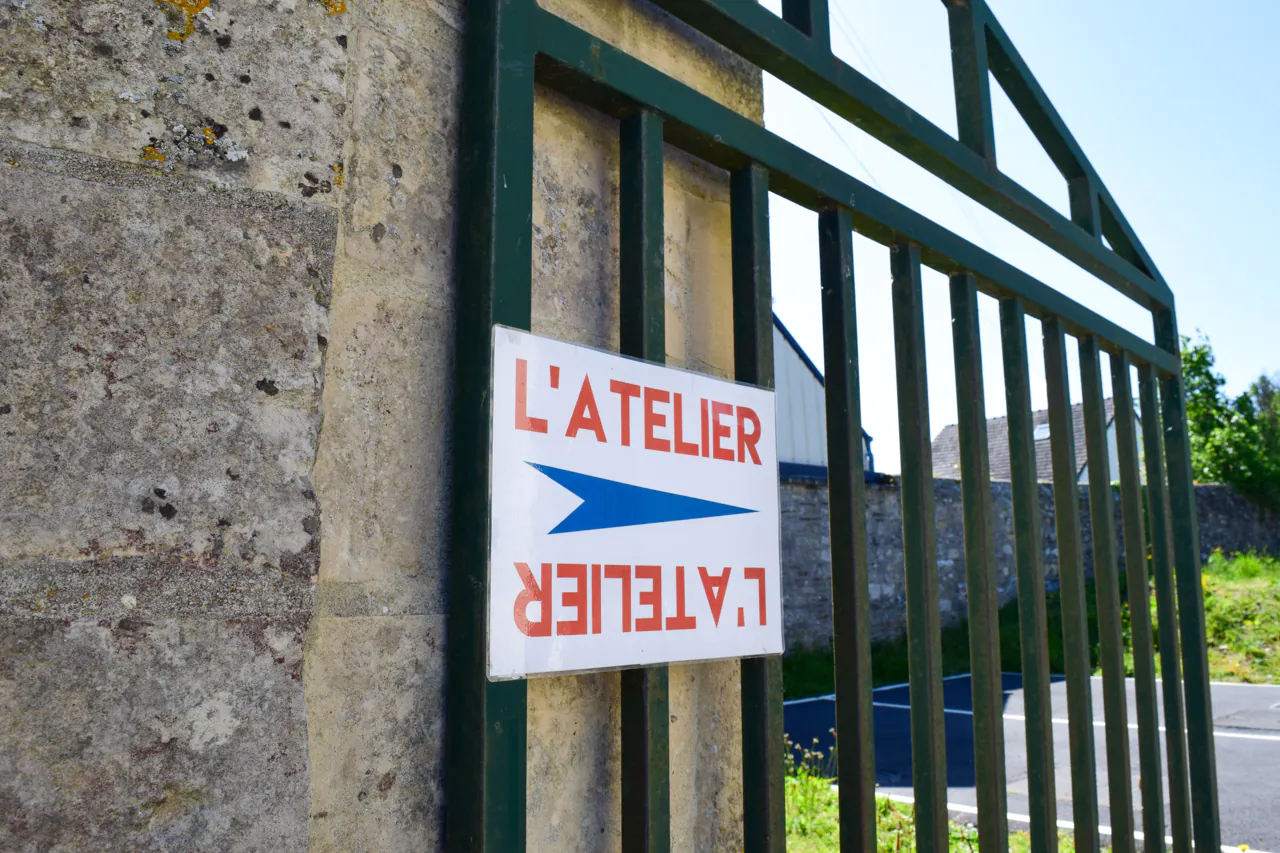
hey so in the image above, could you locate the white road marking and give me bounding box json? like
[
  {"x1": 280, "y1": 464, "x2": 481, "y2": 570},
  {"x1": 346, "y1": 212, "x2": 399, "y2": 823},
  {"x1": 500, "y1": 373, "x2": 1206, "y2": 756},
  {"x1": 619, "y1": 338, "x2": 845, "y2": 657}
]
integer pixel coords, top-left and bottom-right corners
[
  {"x1": 783, "y1": 673, "x2": 982, "y2": 706},
  {"x1": 876, "y1": 791, "x2": 1271, "y2": 853},
  {"x1": 869, "y1": 701, "x2": 1280, "y2": 742},
  {"x1": 999, "y1": 672, "x2": 1280, "y2": 690}
]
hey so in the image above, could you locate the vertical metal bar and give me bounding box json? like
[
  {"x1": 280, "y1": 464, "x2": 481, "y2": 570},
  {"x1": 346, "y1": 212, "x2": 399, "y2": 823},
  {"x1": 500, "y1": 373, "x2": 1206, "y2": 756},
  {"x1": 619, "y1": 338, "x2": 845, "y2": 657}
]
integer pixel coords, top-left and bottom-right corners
[
  {"x1": 999, "y1": 297, "x2": 1056, "y2": 853},
  {"x1": 620, "y1": 110, "x2": 667, "y2": 364},
  {"x1": 1042, "y1": 317, "x2": 1100, "y2": 853},
  {"x1": 944, "y1": 0, "x2": 996, "y2": 165},
  {"x1": 1112, "y1": 354, "x2": 1165, "y2": 853},
  {"x1": 949, "y1": 273, "x2": 1008, "y2": 853},
  {"x1": 732, "y1": 163, "x2": 785, "y2": 853},
  {"x1": 1078, "y1": 336, "x2": 1135, "y2": 853},
  {"x1": 1138, "y1": 364, "x2": 1193, "y2": 853},
  {"x1": 891, "y1": 241, "x2": 948, "y2": 853},
  {"x1": 1068, "y1": 175, "x2": 1101, "y2": 238},
  {"x1": 819, "y1": 208, "x2": 875, "y2": 853},
  {"x1": 619, "y1": 108, "x2": 671, "y2": 853},
  {"x1": 1154, "y1": 311, "x2": 1222, "y2": 853},
  {"x1": 446, "y1": 0, "x2": 534, "y2": 848},
  {"x1": 781, "y1": 0, "x2": 830, "y2": 51}
]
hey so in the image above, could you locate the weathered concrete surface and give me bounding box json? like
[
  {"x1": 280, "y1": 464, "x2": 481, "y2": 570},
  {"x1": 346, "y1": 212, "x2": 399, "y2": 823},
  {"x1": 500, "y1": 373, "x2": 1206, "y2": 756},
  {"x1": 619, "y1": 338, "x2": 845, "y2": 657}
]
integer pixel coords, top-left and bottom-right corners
[
  {"x1": 0, "y1": 616, "x2": 310, "y2": 853},
  {"x1": 0, "y1": 141, "x2": 331, "y2": 579},
  {"x1": 303, "y1": 5, "x2": 459, "y2": 851},
  {"x1": 304, "y1": 613, "x2": 445, "y2": 852},
  {"x1": 1, "y1": 62, "x2": 330, "y2": 853},
  {"x1": 0, "y1": 0, "x2": 349, "y2": 199},
  {"x1": 340, "y1": 21, "x2": 461, "y2": 288}
]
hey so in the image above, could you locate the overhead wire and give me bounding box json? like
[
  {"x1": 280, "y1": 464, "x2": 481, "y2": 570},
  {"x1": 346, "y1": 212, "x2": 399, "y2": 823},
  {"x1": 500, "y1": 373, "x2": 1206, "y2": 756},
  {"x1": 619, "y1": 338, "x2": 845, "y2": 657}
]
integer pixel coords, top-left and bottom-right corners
[{"x1": 820, "y1": 0, "x2": 996, "y2": 248}]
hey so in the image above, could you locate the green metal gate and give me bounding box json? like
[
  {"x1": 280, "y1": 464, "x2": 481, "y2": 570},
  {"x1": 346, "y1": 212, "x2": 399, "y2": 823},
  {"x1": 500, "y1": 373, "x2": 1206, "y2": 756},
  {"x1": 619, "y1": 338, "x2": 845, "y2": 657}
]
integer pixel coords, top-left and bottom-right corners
[{"x1": 446, "y1": 1, "x2": 1221, "y2": 851}]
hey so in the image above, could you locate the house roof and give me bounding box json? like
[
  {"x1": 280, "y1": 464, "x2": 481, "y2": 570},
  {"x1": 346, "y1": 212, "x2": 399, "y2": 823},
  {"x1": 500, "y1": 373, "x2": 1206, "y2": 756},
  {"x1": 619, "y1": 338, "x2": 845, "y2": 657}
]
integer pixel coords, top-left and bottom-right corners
[
  {"x1": 931, "y1": 398, "x2": 1115, "y2": 482},
  {"x1": 773, "y1": 313, "x2": 824, "y2": 385}
]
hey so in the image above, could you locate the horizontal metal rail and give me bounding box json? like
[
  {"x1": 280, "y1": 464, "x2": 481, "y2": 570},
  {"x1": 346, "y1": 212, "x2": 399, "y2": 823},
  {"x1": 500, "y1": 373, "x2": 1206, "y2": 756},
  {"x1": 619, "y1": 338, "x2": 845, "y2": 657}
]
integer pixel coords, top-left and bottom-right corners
[
  {"x1": 531, "y1": 8, "x2": 1178, "y2": 376},
  {"x1": 644, "y1": 0, "x2": 1171, "y2": 311}
]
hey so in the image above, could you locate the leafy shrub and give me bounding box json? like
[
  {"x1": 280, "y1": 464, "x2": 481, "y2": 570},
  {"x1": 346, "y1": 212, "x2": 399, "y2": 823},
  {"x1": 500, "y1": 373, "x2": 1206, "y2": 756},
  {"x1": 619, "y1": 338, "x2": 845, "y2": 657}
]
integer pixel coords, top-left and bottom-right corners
[{"x1": 1182, "y1": 335, "x2": 1280, "y2": 511}]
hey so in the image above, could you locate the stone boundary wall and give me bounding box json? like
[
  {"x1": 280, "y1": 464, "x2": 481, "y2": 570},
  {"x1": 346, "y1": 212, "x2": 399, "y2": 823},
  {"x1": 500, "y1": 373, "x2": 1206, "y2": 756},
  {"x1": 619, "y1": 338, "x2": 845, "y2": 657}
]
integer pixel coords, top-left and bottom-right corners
[{"x1": 780, "y1": 478, "x2": 1280, "y2": 651}]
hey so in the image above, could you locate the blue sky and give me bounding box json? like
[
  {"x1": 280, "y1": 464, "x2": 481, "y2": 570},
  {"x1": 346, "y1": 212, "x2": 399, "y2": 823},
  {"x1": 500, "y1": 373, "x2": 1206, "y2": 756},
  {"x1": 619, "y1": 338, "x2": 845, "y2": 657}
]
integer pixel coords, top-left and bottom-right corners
[{"x1": 760, "y1": 0, "x2": 1280, "y2": 474}]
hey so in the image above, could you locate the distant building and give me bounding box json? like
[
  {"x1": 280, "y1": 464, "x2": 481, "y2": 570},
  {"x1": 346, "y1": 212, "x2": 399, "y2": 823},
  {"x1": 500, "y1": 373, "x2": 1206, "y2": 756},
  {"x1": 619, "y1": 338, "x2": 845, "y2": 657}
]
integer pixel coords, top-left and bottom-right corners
[
  {"x1": 772, "y1": 315, "x2": 877, "y2": 484},
  {"x1": 931, "y1": 398, "x2": 1131, "y2": 484}
]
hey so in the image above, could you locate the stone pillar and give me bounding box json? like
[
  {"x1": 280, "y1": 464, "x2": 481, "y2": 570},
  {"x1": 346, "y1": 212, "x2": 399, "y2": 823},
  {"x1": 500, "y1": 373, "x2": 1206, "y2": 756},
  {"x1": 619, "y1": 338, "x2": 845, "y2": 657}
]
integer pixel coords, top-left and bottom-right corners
[
  {"x1": 0, "y1": 1, "x2": 344, "y2": 848},
  {"x1": 0, "y1": 0, "x2": 763, "y2": 849}
]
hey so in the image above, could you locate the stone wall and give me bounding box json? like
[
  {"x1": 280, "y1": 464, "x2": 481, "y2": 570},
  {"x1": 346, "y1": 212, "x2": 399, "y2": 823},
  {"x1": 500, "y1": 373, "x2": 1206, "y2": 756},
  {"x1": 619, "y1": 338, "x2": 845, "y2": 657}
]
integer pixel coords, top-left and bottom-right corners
[
  {"x1": 0, "y1": 1, "x2": 761, "y2": 850},
  {"x1": 0, "y1": 0, "x2": 340, "y2": 842},
  {"x1": 1194, "y1": 484, "x2": 1280, "y2": 558},
  {"x1": 780, "y1": 478, "x2": 1280, "y2": 651}
]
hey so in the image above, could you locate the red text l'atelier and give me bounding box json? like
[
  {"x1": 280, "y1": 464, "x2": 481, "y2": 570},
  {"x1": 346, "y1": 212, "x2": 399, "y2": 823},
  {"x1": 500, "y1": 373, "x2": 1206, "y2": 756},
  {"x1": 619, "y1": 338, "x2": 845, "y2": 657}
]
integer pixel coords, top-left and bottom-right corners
[
  {"x1": 514, "y1": 357, "x2": 763, "y2": 464},
  {"x1": 513, "y1": 562, "x2": 769, "y2": 638}
]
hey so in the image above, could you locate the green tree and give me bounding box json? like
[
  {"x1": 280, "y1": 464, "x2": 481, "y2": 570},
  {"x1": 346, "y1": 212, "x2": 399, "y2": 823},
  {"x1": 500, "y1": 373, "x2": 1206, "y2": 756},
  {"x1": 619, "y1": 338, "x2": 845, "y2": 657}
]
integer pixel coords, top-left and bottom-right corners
[{"x1": 1180, "y1": 334, "x2": 1280, "y2": 510}]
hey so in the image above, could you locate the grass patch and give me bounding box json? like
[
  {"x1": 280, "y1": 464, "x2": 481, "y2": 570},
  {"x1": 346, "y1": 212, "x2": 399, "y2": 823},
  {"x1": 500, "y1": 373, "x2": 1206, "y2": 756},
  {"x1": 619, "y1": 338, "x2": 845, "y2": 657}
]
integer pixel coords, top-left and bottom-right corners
[
  {"x1": 781, "y1": 550, "x2": 1278, "y2": 848},
  {"x1": 784, "y1": 738, "x2": 1089, "y2": 852},
  {"x1": 784, "y1": 549, "x2": 1280, "y2": 699},
  {"x1": 1195, "y1": 549, "x2": 1280, "y2": 684}
]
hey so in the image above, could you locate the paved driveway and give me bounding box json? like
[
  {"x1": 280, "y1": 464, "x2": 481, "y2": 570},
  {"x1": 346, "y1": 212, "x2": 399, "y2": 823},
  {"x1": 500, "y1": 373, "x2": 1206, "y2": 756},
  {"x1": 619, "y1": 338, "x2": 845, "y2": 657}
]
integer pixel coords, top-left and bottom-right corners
[{"x1": 783, "y1": 674, "x2": 1280, "y2": 851}]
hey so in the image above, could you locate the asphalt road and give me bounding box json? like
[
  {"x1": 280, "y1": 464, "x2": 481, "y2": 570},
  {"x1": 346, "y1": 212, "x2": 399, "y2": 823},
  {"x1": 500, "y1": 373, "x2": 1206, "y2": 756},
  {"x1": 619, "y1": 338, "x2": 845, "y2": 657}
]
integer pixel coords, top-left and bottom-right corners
[{"x1": 783, "y1": 673, "x2": 1280, "y2": 851}]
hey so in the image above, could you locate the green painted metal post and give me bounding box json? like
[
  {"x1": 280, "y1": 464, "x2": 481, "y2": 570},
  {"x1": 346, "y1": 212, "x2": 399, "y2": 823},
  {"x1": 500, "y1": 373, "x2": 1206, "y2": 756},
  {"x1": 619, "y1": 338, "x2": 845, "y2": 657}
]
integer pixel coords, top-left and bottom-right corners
[
  {"x1": 818, "y1": 208, "x2": 876, "y2": 853},
  {"x1": 1042, "y1": 318, "x2": 1100, "y2": 853},
  {"x1": 891, "y1": 241, "x2": 948, "y2": 853},
  {"x1": 949, "y1": 273, "x2": 1008, "y2": 853},
  {"x1": 618, "y1": 108, "x2": 671, "y2": 853},
  {"x1": 944, "y1": 0, "x2": 996, "y2": 165},
  {"x1": 781, "y1": 0, "x2": 830, "y2": 50},
  {"x1": 1112, "y1": 354, "x2": 1166, "y2": 853},
  {"x1": 445, "y1": 0, "x2": 535, "y2": 849},
  {"x1": 999, "y1": 298, "x2": 1056, "y2": 853},
  {"x1": 1079, "y1": 336, "x2": 1135, "y2": 853},
  {"x1": 1068, "y1": 175, "x2": 1101, "y2": 238},
  {"x1": 1138, "y1": 364, "x2": 1193, "y2": 853},
  {"x1": 1154, "y1": 312, "x2": 1222, "y2": 853},
  {"x1": 732, "y1": 163, "x2": 785, "y2": 853}
]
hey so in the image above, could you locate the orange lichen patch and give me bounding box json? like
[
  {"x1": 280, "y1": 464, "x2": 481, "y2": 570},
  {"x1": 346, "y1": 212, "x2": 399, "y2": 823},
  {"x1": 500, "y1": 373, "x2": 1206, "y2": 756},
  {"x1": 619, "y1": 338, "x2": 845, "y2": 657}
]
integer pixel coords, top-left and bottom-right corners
[
  {"x1": 203, "y1": 126, "x2": 217, "y2": 145},
  {"x1": 153, "y1": 0, "x2": 211, "y2": 41},
  {"x1": 330, "y1": 163, "x2": 344, "y2": 189},
  {"x1": 317, "y1": 0, "x2": 347, "y2": 14},
  {"x1": 141, "y1": 145, "x2": 166, "y2": 162}
]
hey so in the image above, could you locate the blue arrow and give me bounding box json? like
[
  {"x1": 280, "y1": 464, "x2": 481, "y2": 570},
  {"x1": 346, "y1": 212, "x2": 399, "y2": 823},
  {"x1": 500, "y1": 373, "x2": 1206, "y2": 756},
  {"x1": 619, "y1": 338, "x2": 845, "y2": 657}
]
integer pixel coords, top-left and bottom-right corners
[{"x1": 527, "y1": 462, "x2": 757, "y2": 534}]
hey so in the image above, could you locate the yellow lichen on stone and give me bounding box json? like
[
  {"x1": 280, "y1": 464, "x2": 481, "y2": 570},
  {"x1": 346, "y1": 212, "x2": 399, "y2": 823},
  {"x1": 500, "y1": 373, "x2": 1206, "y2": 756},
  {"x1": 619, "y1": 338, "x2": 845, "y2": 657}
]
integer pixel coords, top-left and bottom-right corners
[
  {"x1": 330, "y1": 163, "x2": 344, "y2": 189},
  {"x1": 153, "y1": 0, "x2": 211, "y2": 41},
  {"x1": 203, "y1": 127, "x2": 217, "y2": 145},
  {"x1": 316, "y1": 0, "x2": 346, "y2": 15},
  {"x1": 141, "y1": 145, "x2": 166, "y2": 162}
]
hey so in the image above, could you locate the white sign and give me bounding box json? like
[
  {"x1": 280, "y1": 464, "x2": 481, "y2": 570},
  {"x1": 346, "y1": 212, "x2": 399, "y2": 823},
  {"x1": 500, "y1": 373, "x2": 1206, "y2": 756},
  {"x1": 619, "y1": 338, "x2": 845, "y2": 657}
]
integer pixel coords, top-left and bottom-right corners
[{"x1": 487, "y1": 327, "x2": 783, "y2": 680}]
